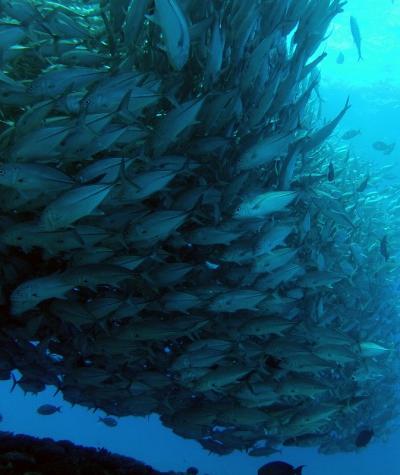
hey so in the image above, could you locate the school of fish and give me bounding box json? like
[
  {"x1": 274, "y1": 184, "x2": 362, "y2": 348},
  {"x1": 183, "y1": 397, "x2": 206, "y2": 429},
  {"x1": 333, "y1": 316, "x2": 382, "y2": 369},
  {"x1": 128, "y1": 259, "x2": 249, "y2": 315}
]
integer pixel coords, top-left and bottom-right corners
[{"x1": 0, "y1": 0, "x2": 399, "y2": 462}]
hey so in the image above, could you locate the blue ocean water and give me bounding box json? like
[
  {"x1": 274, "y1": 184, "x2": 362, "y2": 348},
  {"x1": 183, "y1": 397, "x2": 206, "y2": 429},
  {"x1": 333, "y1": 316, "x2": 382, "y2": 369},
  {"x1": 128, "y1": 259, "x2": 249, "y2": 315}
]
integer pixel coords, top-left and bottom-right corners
[{"x1": 1, "y1": 1, "x2": 400, "y2": 474}]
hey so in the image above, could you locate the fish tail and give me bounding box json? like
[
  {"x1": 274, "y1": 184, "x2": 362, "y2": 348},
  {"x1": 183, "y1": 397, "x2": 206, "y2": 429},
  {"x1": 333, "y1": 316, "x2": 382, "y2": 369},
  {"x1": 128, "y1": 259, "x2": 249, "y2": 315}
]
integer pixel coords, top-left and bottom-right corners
[
  {"x1": 295, "y1": 465, "x2": 306, "y2": 475},
  {"x1": 10, "y1": 373, "x2": 17, "y2": 393}
]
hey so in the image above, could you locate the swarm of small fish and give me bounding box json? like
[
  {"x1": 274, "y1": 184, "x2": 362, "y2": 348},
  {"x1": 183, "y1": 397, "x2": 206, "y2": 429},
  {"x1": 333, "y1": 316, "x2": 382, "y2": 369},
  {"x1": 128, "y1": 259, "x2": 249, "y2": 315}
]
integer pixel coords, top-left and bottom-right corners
[{"x1": 0, "y1": 0, "x2": 399, "y2": 460}]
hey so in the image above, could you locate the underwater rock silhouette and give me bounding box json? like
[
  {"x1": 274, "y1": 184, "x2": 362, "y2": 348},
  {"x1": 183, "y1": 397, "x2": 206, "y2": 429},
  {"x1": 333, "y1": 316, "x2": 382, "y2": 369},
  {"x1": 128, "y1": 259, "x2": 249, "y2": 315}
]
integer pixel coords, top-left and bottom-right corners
[{"x1": 0, "y1": 431, "x2": 170, "y2": 475}]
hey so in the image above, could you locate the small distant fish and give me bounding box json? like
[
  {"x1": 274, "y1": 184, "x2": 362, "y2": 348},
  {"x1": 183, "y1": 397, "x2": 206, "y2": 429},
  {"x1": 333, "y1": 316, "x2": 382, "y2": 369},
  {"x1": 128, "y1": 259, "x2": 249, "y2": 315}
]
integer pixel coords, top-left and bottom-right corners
[
  {"x1": 355, "y1": 429, "x2": 374, "y2": 448},
  {"x1": 380, "y1": 235, "x2": 389, "y2": 261},
  {"x1": 234, "y1": 191, "x2": 297, "y2": 219},
  {"x1": 359, "y1": 341, "x2": 392, "y2": 357},
  {"x1": 373, "y1": 141, "x2": 389, "y2": 151},
  {"x1": 248, "y1": 446, "x2": 282, "y2": 457},
  {"x1": 372, "y1": 141, "x2": 395, "y2": 155},
  {"x1": 341, "y1": 129, "x2": 361, "y2": 140},
  {"x1": 350, "y1": 16, "x2": 363, "y2": 61},
  {"x1": 98, "y1": 416, "x2": 118, "y2": 427},
  {"x1": 336, "y1": 52, "x2": 345, "y2": 64},
  {"x1": 327, "y1": 161, "x2": 334, "y2": 181},
  {"x1": 258, "y1": 461, "x2": 305, "y2": 475},
  {"x1": 185, "y1": 467, "x2": 199, "y2": 475},
  {"x1": 205, "y1": 260, "x2": 220, "y2": 270},
  {"x1": 356, "y1": 174, "x2": 369, "y2": 192},
  {"x1": 37, "y1": 404, "x2": 61, "y2": 415}
]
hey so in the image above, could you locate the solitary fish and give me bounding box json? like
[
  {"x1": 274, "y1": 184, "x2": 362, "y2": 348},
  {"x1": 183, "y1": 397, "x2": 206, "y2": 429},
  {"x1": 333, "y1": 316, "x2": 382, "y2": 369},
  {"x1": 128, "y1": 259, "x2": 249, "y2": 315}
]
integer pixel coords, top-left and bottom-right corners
[
  {"x1": 258, "y1": 461, "x2": 305, "y2": 475},
  {"x1": 380, "y1": 235, "x2": 389, "y2": 261},
  {"x1": 248, "y1": 446, "x2": 282, "y2": 457},
  {"x1": 37, "y1": 404, "x2": 61, "y2": 415},
  {"x1": 336, "y1": 52, "x2": 344, "y2": 64},
  {"x1": 373, "y1": 141, "x2": 395, "y2": 155},
  {"x1": 356, "y1": 174, "x2": 369, "y2": 192},
  {"x1": 350, "y1": 16, "x2": 363, "y2": 61},
  {"x1": 341, "y1": 129, "x2": 361, "y2": 140},
  {"x1": 355, "y1": 429, "x2": 374, "y2": 448},
  {"x1": 327, "y1": 161, "x2": 334, "y2": 181},
  {"x1": 98, "y1": 416, "x2": 118, "y2": 427}
]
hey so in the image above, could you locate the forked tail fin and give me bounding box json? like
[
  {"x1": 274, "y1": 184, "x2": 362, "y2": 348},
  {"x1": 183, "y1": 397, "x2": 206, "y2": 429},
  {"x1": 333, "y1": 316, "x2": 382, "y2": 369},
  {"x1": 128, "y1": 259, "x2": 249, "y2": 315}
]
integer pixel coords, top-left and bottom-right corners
[{"x1": 294, "y1": 466, "x2": 306, "y2": 475}]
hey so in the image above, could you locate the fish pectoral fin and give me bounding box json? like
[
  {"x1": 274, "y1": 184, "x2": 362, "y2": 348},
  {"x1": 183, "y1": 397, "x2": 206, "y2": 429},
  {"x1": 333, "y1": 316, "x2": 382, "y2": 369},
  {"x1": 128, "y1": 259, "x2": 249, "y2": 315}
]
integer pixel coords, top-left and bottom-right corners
[
  {"x1": 119, "y1": 159, "x2": 142, "y2": 191},
  {"x1": 145, "y1": 13, "x2": 160, "y2": 26}
]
